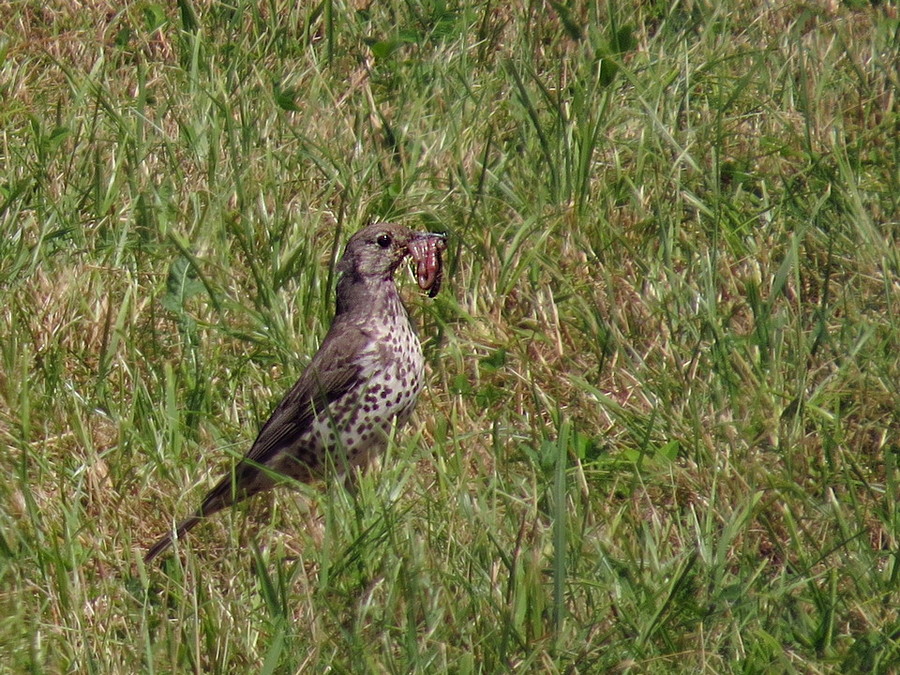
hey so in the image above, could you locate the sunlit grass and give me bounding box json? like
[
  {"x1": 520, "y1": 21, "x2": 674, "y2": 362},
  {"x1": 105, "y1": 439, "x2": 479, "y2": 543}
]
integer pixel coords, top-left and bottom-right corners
[{"x1": 1, "y1": 0, "x2": 897, "y2": 672}]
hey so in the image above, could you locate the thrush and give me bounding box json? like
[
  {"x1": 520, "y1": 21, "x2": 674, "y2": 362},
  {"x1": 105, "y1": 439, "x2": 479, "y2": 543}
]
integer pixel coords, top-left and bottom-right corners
[{"x1": 145, "y1": 223, "x2": 446, "y2": 563}]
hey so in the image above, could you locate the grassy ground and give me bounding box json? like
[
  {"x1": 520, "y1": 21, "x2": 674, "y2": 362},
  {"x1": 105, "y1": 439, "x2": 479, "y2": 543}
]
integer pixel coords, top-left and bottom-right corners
[{"x1": 1, "y1": 0, "x2": 898, "y2": 672}]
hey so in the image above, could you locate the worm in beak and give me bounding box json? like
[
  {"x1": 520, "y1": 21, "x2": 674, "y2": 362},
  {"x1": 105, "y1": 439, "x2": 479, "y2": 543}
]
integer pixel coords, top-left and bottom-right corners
[{"x1": 408, "y1": 233, "x2": 446, "y2": 298}]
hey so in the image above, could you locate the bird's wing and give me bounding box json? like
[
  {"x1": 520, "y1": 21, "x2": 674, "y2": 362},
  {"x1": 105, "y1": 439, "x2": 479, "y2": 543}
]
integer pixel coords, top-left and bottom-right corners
[
  {"x1": 191, "y1": 320, "x2": 371, "y2": 521},
  {"x1": 240, "y1": 319, "x2": 370, "y2": 467}
]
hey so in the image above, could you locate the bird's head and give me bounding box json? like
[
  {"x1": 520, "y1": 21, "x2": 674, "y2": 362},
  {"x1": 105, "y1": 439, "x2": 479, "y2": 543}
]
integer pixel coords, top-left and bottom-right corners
[{"x1": 338, "y1": 223, "x2": 445, "y2": 290}]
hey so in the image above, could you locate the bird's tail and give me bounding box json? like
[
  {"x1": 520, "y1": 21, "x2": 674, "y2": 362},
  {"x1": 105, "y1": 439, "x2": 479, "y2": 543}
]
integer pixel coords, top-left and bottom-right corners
[
  {"x1": 143, "y1": 472, "x2": 244, "y2": 564},
  {"x1": 144, "y1": 512, "x2": 204, "y2": 563}
]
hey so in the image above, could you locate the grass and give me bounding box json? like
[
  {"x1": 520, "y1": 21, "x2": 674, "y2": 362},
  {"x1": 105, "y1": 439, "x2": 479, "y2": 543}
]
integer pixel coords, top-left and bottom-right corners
[{"x1": 1, "y1": 0, "x2": 898, "y2": 672}]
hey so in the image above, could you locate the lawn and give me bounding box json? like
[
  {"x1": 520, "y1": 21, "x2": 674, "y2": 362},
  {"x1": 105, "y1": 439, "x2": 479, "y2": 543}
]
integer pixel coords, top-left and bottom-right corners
[{"x1": 1, "y1": 0, "x2": 898, "y2": 672}]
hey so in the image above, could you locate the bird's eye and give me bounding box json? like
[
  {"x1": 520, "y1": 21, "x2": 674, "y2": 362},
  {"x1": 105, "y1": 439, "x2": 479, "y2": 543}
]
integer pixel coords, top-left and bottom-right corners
[{"x1": 376, "y1": 233, "x2": 392, "y2": 248}]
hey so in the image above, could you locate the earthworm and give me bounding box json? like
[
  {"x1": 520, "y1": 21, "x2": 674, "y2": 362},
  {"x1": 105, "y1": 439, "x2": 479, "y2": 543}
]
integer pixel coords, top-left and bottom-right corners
[{"x1": 409, "y1": 234, "x2": 446, "y2": 298}]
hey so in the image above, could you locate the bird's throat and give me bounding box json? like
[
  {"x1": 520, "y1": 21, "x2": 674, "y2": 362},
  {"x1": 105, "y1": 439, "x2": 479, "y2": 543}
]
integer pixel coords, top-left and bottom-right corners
[{"x1": 335, "y1": 274, "x2": 404, "y2": 320}]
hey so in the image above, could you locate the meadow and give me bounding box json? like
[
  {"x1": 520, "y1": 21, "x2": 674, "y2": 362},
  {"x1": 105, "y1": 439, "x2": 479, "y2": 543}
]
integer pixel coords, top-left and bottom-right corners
[{"x1": 1, "y1": 1, "x2": 898, "y2": 672}]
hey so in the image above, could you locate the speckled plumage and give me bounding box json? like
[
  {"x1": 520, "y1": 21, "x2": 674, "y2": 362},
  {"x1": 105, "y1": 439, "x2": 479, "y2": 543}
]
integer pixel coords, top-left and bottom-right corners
[{"x1": 145, "y1": 223, "x2": 443, "y2": 562}]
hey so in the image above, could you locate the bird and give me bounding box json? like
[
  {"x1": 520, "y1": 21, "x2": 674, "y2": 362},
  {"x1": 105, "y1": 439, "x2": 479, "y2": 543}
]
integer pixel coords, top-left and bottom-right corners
[{"x1": 144, "y1": 223, "x2": 446, "y2": 563}]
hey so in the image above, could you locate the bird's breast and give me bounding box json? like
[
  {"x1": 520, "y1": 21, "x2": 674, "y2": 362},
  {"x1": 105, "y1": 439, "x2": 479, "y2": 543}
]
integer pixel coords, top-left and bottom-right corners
[{"x1": 298, "y1": 311, "x2": 425, "y2": 473}]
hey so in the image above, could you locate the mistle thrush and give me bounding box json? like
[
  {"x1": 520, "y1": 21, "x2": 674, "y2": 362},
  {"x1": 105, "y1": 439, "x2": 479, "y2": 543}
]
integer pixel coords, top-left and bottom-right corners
[{"x1": 145, "y1": 223, "x2": 446, "y2": 562}]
